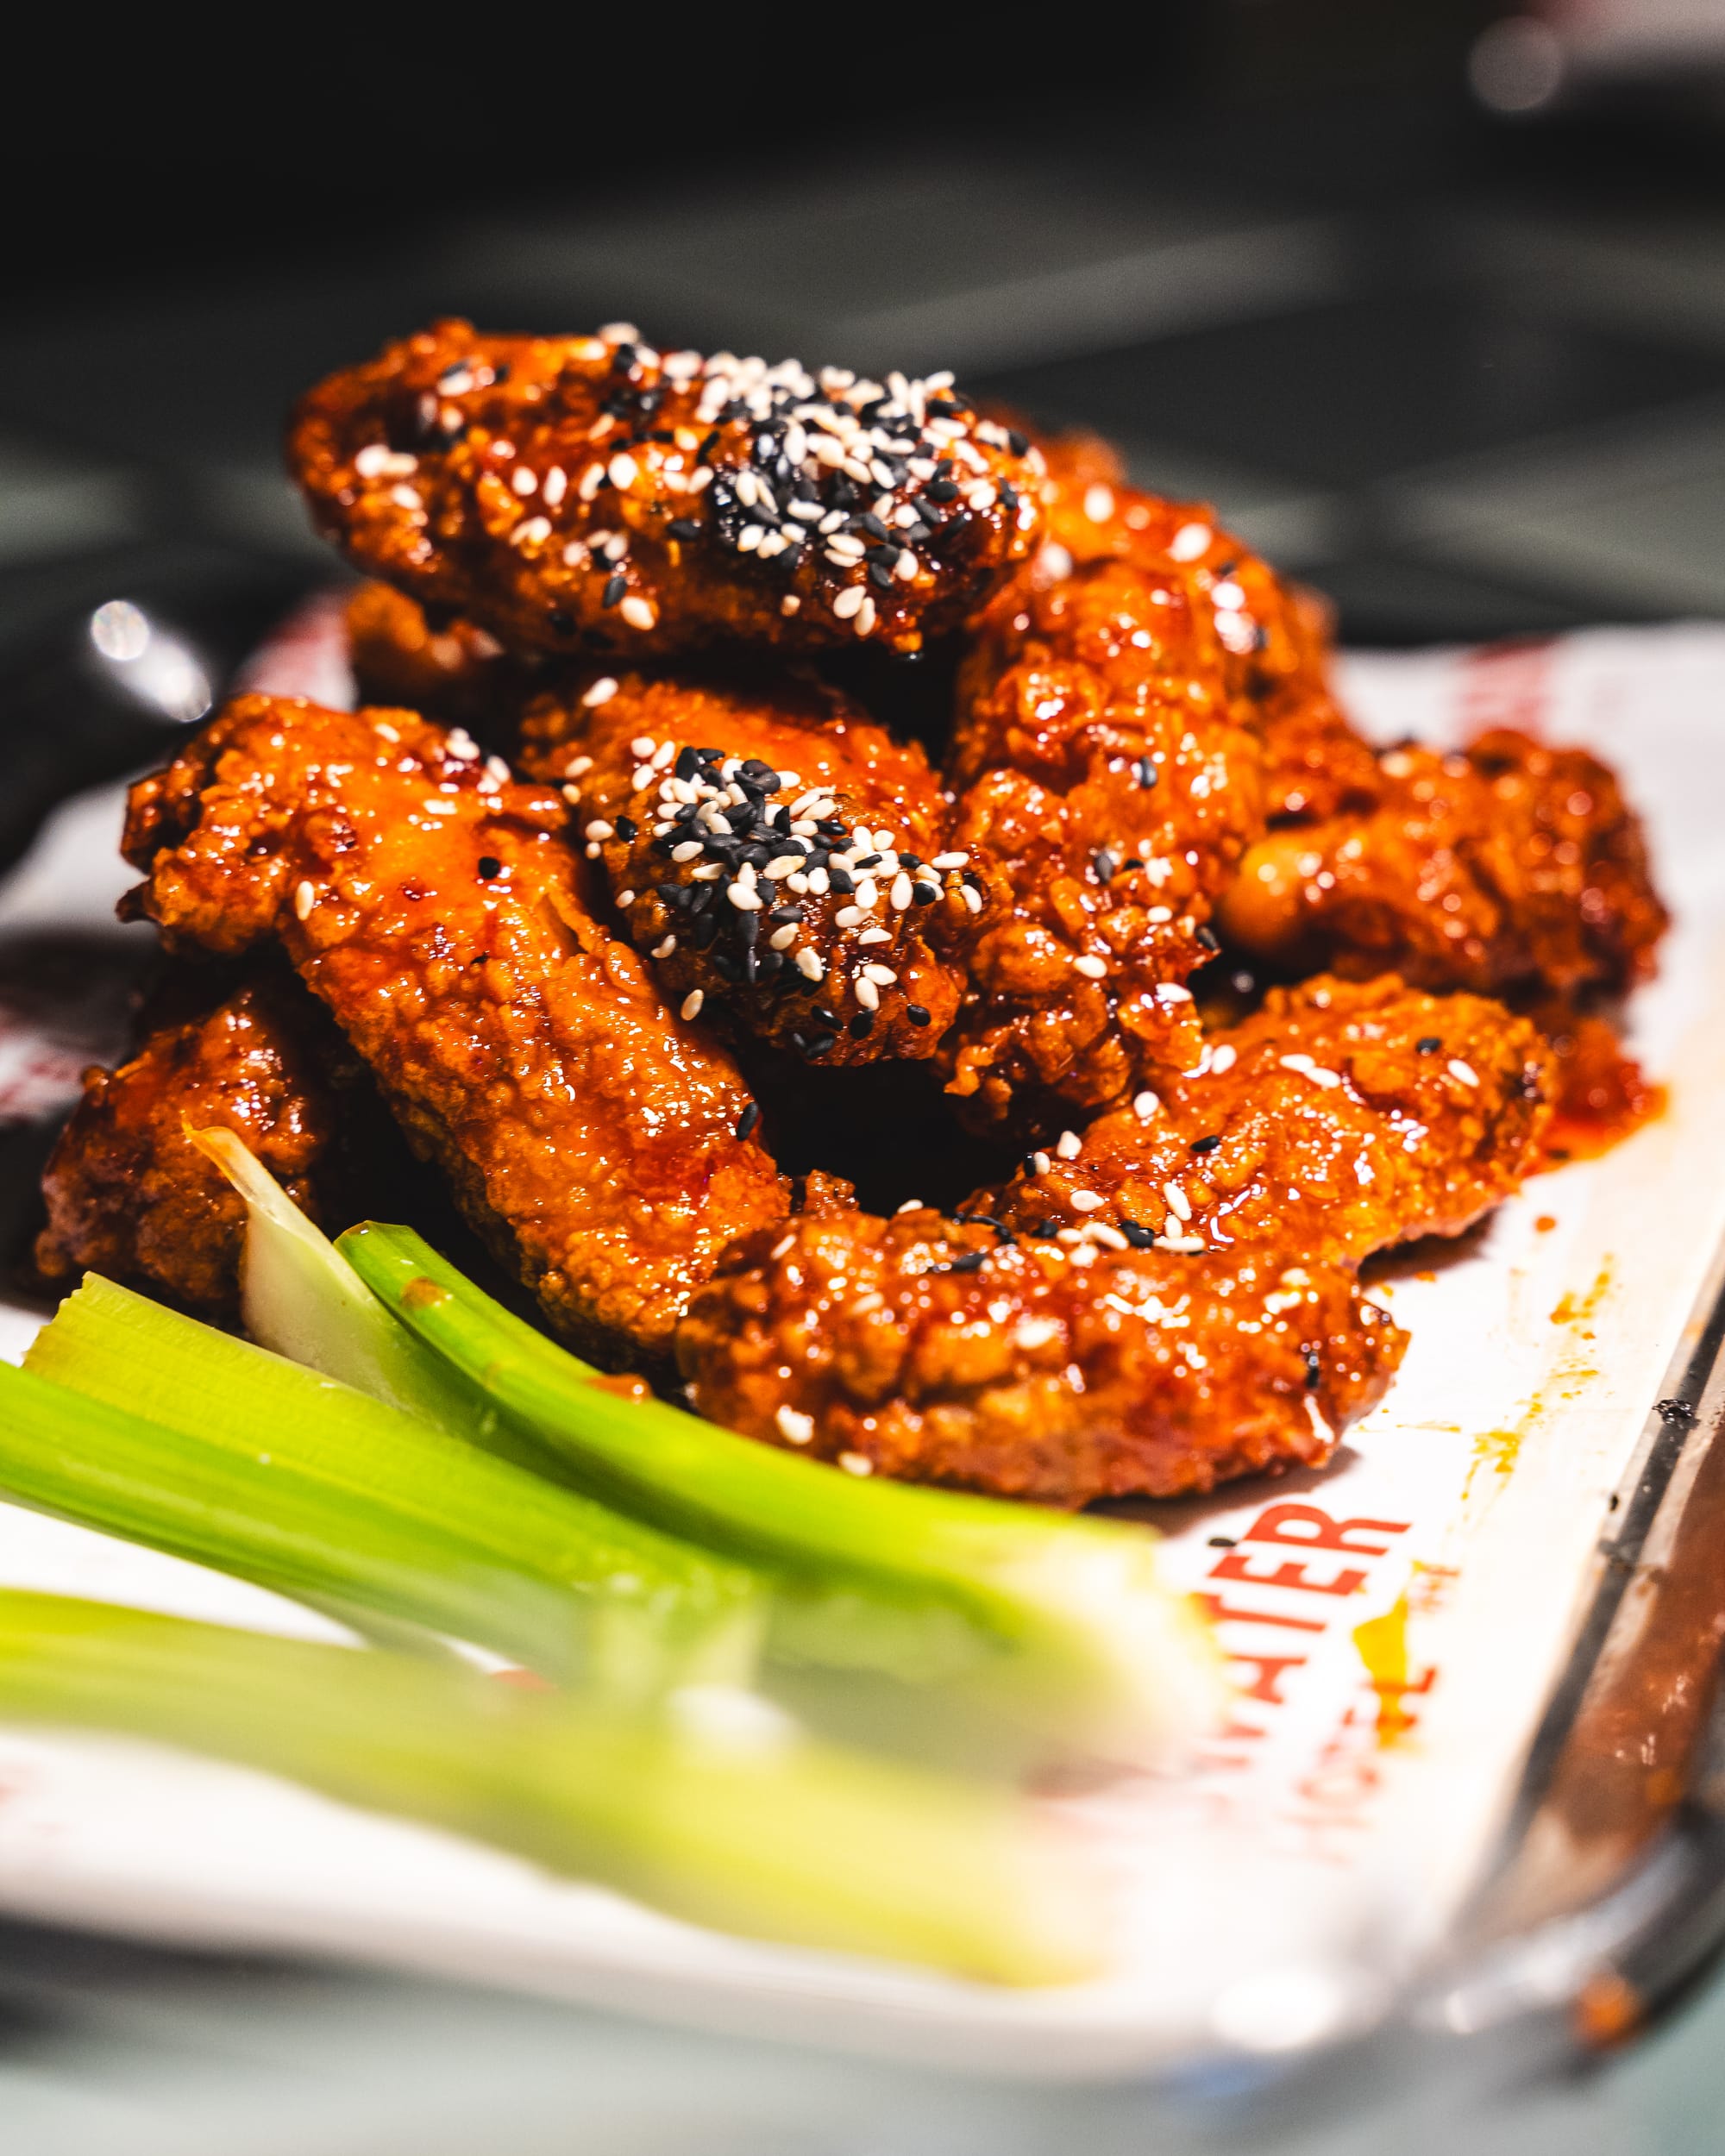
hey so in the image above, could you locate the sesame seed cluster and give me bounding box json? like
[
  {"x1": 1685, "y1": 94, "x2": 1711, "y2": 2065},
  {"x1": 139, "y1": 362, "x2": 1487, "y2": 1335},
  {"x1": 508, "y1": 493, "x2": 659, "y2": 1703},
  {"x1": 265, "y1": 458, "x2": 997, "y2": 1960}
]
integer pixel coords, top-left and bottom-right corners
[
  {"x1": 291, "y1": 319, "x2": 1045, "y2": 659},
  {"x1": 568, "y1": 715, "x2": 990, "y2": 1062}
]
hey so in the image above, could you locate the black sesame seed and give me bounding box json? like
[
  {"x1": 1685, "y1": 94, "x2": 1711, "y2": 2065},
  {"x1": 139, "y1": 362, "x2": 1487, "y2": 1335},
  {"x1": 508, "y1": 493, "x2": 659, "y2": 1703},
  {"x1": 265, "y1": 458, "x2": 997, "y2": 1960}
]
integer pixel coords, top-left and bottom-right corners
[
  {"x1": 1120, "y1": 1219, "x2": 1157, "y2": 1249},
  {"x1": 1415, "y1": 1037, "x2": 1441, "y2": 1054},
  {"x1": 602, "y1": 574, "x2": 626, "y2": 608},
  {"x1": 758, "y1": 948, "x2": 784, "y2": 980},
  {"x1": 614, "y1": 815, "x2": 637, "y2": 842},
  {"x1": 548, "y1": 610, "x2": 575, "y2": 635},
  {"x1": 476, "y1": 856, "x2": 503, "y2": 880},
  {"x1": 1196, "y1": 924, "x2": 1220, "y2": 953},
  {"x1": 1007, "y1": 429, "x2": 1029, "y2": 456},
  {"x1": 668, "y1": 518, "x2": 702, "y2": 541},
  {"x1": 1095, "y1": 849, "x2": 1116, "y2": 884},
  {"x1": 857, "y1": 513, "x2": 890, "y2": 541},
  {"x1": 1032, "y1": 1218, "x2": 1063, "y2": 1239},
  {"x1": 692, "y1": 913, "x2": 719, "y2": 950},
  {"x1": 812, "y1": 1006, "x2": 840, "y2": 1029},
  {"x1": 943, "y1": 1251, "x2": 988, "y2": 1274},
  {"x1": 804, "y1": 1032, "x2": 837, "y2": 1058},
  {"x1": 769, "y1": 904, "x2": 804, "y2": 925},
  {"x1": 868, "y1": 561, "x2": 894, "y2": 590},
  {"x1": 1207, "y1": 1535, "x2": 1237, "y2": 1550},
  {"x1": 906, "y1": 1004, "x2": 932, "y2": 1026},
  {"x1": 925, "y1": 479, "x2": 959, "y2": 503},
  {"x1": 712, "y1": 950, "x2": 741, "y2": 982},
  {"x1": 737, "y1": 910, "x2": 759, "y2": 948},
  {"x1": 1305, "y1": 1351, "x2": 1322, "y2": 1389},
  {"x1": 850, "y1": 1012, "x2": 875, "y2": 1039},
  {"x1": 1135, "y1": 756, "x2": 1158, "y2": 789},
  {"x1": 737, "y1": 1103, "x2": 761, "y2": 1140},
  {"x1": 828, "y1": 868, "x2": 856, "y2": 895},
  {"x1": 1189, "y1": 1135, "x2": 1221, "y2": 1156},
  {"x1": 851, "y1": 854, "x2": 881, "y2": 870}
]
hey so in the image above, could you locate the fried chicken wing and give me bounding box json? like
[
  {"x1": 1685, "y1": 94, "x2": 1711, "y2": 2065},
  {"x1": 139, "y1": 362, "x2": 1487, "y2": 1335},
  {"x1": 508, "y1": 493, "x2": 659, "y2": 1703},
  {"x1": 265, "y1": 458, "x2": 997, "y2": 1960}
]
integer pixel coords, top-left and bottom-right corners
[
  {"x1": 345, "y1": 580, "x2": 539, "y2": 743},
  {"x1": 987, "y1": 975, "x2": 1553, "y2": 1269},
  {"x1": 1217, "y1": 730, "x2": 1668, "y2": 1000},
  {"x1": 122, "y1": 695, "x2": 789, "y2": 1363},
  {"x1": 289, "y1": 322, "x2": 1043, "y2": 661},
  {"x1": 937, "y1": 555, "x2": 1263, "y2": 1134},
  {"x1": 34, "y1": 970, "x2": 367, "y2": 1318},
  {"x1": 677, "y1": 1206, "x2": 1407, "y2": 1506},
  {"x1": 517, "y1": 667, "x2": 1005, "y2": 1064}
]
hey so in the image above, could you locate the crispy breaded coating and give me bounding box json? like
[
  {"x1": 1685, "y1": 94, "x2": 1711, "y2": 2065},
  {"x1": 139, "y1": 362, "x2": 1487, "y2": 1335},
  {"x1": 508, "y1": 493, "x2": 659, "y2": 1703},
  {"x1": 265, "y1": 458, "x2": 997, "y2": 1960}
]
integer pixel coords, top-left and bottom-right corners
[
  {"x1": 518, "y1": 667, "x2": 1004, "y2": 1064},
  {"x1": 35, "y1": 972, "x2": 359, "y2": 1318},
  {"x1": 122, "y1": 695, "x2": 788, "y2": 1363},
  {"x1": 289, "y1": 322, "x2": 1043, "y2": 661},
  {"x1": 678, "y1": 1207, "x2": 1407, "y2": 1506},
  {"x1": 938, "y1": 555, "x2": 1263, "y2": 1135},
  {"x1": 988, "y1": 975, "x2": 1554, "y2": 1269},
  {"x1": 344, "y1": 580, "x2": 538, "y2": 742},
  {"x1": 1216, "y1": 731, "x2": 1668, "y2": 1000},
  {"x1": 1026, "y1": 433, "x2": 1379, "y2": 821}
]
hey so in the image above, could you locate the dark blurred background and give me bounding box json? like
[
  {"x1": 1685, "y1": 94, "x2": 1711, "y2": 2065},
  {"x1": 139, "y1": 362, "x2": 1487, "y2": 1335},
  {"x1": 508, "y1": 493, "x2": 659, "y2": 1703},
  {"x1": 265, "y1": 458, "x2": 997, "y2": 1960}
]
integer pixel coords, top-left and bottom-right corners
[
  {"x1": 3, "y1": 0, "x2": 1724, "y2": 662},
  {"x1": 5, "y1": 3, "x2": 1725, "y2": 2149}
]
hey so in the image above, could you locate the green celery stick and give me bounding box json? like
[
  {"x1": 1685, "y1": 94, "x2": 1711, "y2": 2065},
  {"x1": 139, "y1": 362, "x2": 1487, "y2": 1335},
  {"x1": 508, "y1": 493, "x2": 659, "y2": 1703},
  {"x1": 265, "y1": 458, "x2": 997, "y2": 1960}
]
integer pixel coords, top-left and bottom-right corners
[
  {"x1": 342, "y1": 1223, "x2": 1226, "y2": 1767},
  {"x1": 13, "y1": 1292, "x2": 762, "y2": 1701},
  {"x1": 0, "y1": 1588, "x2": 1101, "y2": 1985}
]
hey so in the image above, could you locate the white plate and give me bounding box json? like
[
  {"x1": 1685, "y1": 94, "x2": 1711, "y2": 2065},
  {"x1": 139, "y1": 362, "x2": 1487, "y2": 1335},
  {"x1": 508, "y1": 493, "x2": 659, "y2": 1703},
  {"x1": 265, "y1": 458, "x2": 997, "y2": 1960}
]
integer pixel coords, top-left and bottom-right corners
[{"x1": 0, "y1": 617, "x2": 1721, "y2": 2078}]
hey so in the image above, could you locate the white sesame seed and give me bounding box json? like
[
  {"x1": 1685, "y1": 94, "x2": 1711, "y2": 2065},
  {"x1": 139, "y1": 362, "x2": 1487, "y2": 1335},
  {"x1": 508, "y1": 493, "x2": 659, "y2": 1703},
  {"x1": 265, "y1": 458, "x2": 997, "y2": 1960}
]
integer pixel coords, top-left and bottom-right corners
[
  {"x1": 608, "y1": 453, "x2": 638, "y2": 492},
  {"x1": 681, "y1": 990, "x2": 705, "y2": 1020},
  {"x1": 632, "y1": 766, "x2": 654, "y2": 790},
  {"x1": 373, "y1": 721, "x2": 400, "y2": 743},
  {"x1": 1074, "y1": 954, "x2": 1108, "y2": 979},
  {"x1": 1070, "y1": 1191, "x2": 1105, "y2": 1213},
  {"x1": 616, "y1": 889, "x2": 637, "y2": 909},
  {"x1": 1090, "y1": 1222, "x2": 1130, "y2": 1250},
  {"x1": 768, "y1": 924, "x2": 798, "y2": 950},
  {"x1": 857, "y1": 926, "x2": 892, "y2": 945},
  {"x1": 727, "y1": 884, "x2": 762, "y2": 911},
  {"x1": 1013, "y1": 1317, "x2": 1061, "y2": 1351},
  {"x1": 1032, "y1": 1151, "x2": 1051, "y2": 1175},
  {"x1": 854, "y1": 977, "x2": 880, "y2": 1011},
  {"x1": 1133, "y1": 1091, "x2": 1161, "y2": 1120},
  {"x1": 932, "y1": 851, "x2": 969, "y2": 871},
  {"x1": 293, "y1": 880, "x2": 316, "y2": 920},
  {"x1": 862, "y1": 963, "x2": 897, "y2": 986},
  {"x1": 961, "y1": 885, "x2": 982, "y2": 914},
  {"x1": 763, "y1": 855, "x2": 802, "y2": 879},
  {"x1": 1156, "y1": 982, "x2": 1193, "y2": 1004},
  {"x1": 1082, "y1": 483, "x2": 1115, "y2": 523},
  {"x1": 511, "y1": 465, "x2": 538, "y2": 496},
  {"x1": 831, "y1": 905, "x2": 862, "y2": 929},
  {"x1": 585, "y1": 820, "x2": 614, "y2": 842},
  {"x1": 894, "y1": 549, "x2": 918, "y2": 581},
  {"x1": 831, "y1": 586, "x2": 864, "y2": 619},
  {"x1": 542, "y1": 466, "x2": 567, "y2": 507},
  {"x1": 670, "y1": 841, "x2": 703, "y2": 863},
  {"x1": 1163, "y1": 1181, "x2": 1194, "y2": 1222},
  {"x1": 855, "y1": 596, "x2": 876, "y2": 636},
  {"x1": 781, "y1": 593, "x2": 801, "y2": 617},
  {"x1": 561, "y1": 785, "x2": 583, "y2": 806},
  {"x1": 837, "y1": 1452, "x2": 873, "y2": 1477},
  {"x1": 1447, "y1": 1058, "x2": 1479, "y2": 1087},
  {"x1": 578, "y1": 463, "x2": 605, "y2": 502},
  {"x1": 770, "y1": 1233, "x2": 797, "y2": 1260},
  {"x1": 1170, "y1": 522, "x2": 1212, "y2": 561},
  {"x1": 795, "y1": 948, "x2": 825, "y2": 981},
  {"x1": 620, "y1": 596, "x2": 656, "y2": 631},
  {"x1": 854, "y1": 878, "x2": 879, "y2": 911},
  {"x1": 776, "y1": 1406, "x2": 815, "y2": 1445},
  {"x1": 651, "y1": 739, "x2": 677, "y2": 770},
  {"x1": 650, "y1": 936, "x2": 676, "y2": 958},
  {"x1": 630, "y1": 735, "x2": 656, "y2": 758},
  {"x1": 806, "y1": 868, "x2": 831, "y2": 896},
  {"x1": 1057, "y1": 1130, "x2": 1082, "y2": 1160},
  {"x1": 1209, "y1": 1045, "x2": 1237, "y2": 1075}
]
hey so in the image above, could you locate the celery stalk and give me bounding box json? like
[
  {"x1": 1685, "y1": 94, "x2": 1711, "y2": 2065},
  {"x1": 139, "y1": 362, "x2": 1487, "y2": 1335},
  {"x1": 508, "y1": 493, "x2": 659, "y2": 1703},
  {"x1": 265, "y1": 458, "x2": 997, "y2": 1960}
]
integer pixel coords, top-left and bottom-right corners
[
  {"x1": 188, "y1": 1124, "x2": 485, "y2": 1442},
  {"x1": 13, "y1": 1289, "x2": 762, "y2": 1701},
  {"x1": 343, "y1": 1224, "x2": 1226, "y2": 1766},
  {"x1": 0, "y1": 1588, "x2": 1101, "y2": 1985}
]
